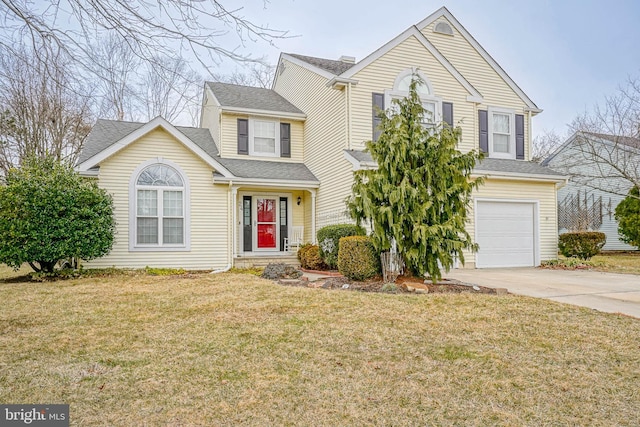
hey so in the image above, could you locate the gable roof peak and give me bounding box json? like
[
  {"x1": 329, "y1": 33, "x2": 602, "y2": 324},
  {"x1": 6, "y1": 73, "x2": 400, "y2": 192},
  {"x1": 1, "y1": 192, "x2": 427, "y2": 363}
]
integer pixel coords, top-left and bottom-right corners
[{"x1": 416, "y1": 6, "x2": 540, "y2": 112}]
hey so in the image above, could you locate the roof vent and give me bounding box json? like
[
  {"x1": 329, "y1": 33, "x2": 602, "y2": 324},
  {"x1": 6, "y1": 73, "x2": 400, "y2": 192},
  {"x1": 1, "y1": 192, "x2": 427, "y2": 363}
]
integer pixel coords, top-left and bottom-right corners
[
  {"x1": 339, "y1": 55, "x2": 356, "y2": 64},
  {"x1": 434, "y1": 21, "x2": 453, "y2": 35}
]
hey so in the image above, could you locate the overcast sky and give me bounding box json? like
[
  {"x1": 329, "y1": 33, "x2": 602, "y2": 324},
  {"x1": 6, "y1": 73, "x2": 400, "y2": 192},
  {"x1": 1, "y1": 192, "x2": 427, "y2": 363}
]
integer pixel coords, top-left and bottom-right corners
[{"x1": 223, "y1": 0, "x2": 640, "y2": 140}]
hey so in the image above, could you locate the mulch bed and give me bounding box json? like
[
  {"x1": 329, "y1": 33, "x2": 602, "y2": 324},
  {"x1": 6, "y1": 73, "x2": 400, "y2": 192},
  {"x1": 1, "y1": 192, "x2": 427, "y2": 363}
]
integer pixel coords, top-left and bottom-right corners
[{"x1": 279, "y1": 274, "x2": 501, "y2": 295}]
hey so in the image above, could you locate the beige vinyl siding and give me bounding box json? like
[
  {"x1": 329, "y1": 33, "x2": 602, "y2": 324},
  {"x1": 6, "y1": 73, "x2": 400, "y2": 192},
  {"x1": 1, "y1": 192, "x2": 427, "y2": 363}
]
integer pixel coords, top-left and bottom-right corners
[
  {"x1": 463, "y1": 178, "x2": 559, "y2": 267},
  {"x1": 200, "y1": 92, "x2": 221, "y2": 153},
  {"x1": 87, "y1": 128, "x2": 230, "y2": 270},
  {"x1": 350, "y1": 35, "x2": 476, "y2": 153},
  {"x1": 219, "y1": 113, "x2": 304, "y2": 162},
  {"x1": 274, "y1": 60, "x2": 352, "y2": 217},
  {"x1": 421, "y1": 18, "x2": 533, "y2": 159}
]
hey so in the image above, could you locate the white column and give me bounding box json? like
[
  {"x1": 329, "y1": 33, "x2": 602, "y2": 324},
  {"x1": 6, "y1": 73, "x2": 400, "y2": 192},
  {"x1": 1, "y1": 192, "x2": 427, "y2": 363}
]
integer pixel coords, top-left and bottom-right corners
[{"x1": 310, "y1": 189, "x2": 317, "y2": 244}]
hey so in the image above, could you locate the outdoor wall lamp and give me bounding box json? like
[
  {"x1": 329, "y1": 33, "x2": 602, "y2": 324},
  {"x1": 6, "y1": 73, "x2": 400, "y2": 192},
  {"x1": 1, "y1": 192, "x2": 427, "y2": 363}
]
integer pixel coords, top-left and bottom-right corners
[{"x1": 297, "y1": 196, "x2": 301, "y2": 205}]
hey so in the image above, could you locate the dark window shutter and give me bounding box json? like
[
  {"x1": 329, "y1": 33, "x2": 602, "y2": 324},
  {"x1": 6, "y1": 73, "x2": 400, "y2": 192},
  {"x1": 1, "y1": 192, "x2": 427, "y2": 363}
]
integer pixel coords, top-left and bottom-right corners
[
  {"x1": 280, "y1": 123, "x2": 291, "y2": 158},
  {"x1": 243, "y1": 196, "x2": 252, "y2": 251},
  {"x1": 279, "y1": 197, "x2": 288, "y2": 251},
  {"x1": 515, "y1": 114, "x2": 525, "y2": 160},
  {"x1": 442, "y1": 102, "x2": 454, "y2": 127},
  {"x1": 372, "y1": 93, "x2": 384, "y2": 141},
  {"x1": 478, "y1": 110, "x2": 488, "y2": 154},
  {"x1": 237, "y1": 118, "x2": 248, "y2": 155}
]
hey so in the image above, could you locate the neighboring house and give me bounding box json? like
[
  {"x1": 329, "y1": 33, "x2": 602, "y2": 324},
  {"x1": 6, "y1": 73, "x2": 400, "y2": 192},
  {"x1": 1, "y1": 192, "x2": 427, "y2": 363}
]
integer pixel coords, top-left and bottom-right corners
[
  {"x1": 543, "y1": 132, "x2": 640, "y2": 250},
  {"x1": 77, "y1": 6, "x2": 566, "y2": 270}
]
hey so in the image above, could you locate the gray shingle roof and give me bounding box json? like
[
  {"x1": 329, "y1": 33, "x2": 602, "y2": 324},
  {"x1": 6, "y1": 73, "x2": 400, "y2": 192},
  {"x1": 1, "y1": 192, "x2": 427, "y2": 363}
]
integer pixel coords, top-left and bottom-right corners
[
  {"x1": 542, "y1": 131, "x2": 640, "y2": 166},
  {"x1": 78, "y1": 120, "x2": 220, "y2": 165},
  {"x1": 216, "y1": 157, "x2": 318, "y2": 182},
  {"x1": 475, "y1": 158, "x2": 565, "y2": 177},
  {"x1": 345, "y1": 150, "x2": 565, "y2": 178},
  {"x1": 287, "y1": 53, "x2": 355, "y2": 75},
  {"x1": 587, "y1": 132, "x2": 640, "y2": 149},
  {"x1": 206, "y1": 82, "x2": 303, "y2": 115},
  {"x1": 78, "y1": 119, "x2": 317, "y2": 183}
]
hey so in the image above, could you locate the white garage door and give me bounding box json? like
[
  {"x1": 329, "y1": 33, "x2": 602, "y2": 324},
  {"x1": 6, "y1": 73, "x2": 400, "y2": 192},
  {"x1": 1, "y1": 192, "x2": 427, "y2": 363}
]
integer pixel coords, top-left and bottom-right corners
[{"x1": 476, "y1": 201, "x2": 536, "y2": 268}]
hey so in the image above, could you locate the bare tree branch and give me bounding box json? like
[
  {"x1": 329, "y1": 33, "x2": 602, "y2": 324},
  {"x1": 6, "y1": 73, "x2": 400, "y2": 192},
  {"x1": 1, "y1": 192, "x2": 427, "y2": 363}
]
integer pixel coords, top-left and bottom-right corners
[
  {"x1": 532, "y1": 129, "x2": 564, "y2": 163},
  {"x1": 0, "y1": 45, "x2": 93, "y2": 176},
  {"x1": 0, "y1": 0, "x2": 290, "y2": 79},
  {"x1": 555, "y1": 76, "x2": 640, "y2": 200},
  {"x1": 212, "y1": 62, "x2": 275, "y2": 88}
]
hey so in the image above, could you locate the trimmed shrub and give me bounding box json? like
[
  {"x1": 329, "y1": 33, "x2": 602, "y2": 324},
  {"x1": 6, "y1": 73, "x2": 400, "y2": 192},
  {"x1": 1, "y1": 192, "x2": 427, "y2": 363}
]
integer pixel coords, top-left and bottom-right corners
[
  {"x1": 317, "y1": 224, "x2": 365, "y2": 268},
  {"x1": 297, "y1": 243, "x2": 312, "y2": 262},
  {"x1": 615, "y1": 187, "x2": 640, "y2": 249},
  {"x1": 558, "y1": 231, "x2": 606, "y2": 260},
  {"x1": 298, "y1": 245, "x2": 327, "y2": 270},
  {"x1": 337, "y1": 236, "x2": 380, "y2": 281}
]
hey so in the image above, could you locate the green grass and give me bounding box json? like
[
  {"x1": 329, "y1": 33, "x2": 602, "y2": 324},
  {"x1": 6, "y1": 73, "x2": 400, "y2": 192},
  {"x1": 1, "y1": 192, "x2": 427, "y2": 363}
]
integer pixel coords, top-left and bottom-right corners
[{"x1": 1, "y1": 266, "x2": 639, "y2": 425}]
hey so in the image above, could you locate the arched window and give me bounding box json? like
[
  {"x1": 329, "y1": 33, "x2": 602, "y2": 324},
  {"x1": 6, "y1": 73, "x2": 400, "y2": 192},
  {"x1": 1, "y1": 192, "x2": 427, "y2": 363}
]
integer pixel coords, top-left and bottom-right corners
[
  {"x1": 130, "y1": 161, "x2": 189, "y2": 249},
  {"x1": 386, "y1": 68, "x2": 441, "y2": 126},
  {"x1": 434, "y1": 21, "x2": 454, "y2": 35}
]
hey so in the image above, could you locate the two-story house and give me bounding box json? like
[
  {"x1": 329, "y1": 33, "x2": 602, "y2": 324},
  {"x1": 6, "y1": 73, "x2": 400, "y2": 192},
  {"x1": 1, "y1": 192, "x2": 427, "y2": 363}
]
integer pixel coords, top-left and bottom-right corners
[{"x1": 77, "y1": 6, "x2": 566, "y2": 270}]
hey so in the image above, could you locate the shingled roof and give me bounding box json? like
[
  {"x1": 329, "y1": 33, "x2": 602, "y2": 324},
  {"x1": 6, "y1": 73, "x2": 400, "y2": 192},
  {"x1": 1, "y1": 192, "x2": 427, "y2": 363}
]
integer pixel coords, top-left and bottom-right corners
[
  {"x1": 78, "y1": 120, "x2": 219, "y2": 165},
  {"x1": 344, "y1": 150, "x2": 565, "y2": 179},
  {"x1": 206, "y1": 82, "x2": 304, "y2": 115},
  {"x1": 78, "y1": 119, "x2": 318, "y2": 183},
  {"x1": 287, "y1": 53, "x2": 355, "y2": 75}
]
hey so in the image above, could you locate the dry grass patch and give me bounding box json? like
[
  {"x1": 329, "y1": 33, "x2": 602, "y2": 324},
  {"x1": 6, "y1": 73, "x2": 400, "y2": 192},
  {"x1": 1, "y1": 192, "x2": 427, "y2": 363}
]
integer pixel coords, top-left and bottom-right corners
[
  {"x1": 591, "y1": 251, "x2": 640, "y2": 275},
  {"x1": 1, "y1": 270, "x2": 639, "y2": 425}
]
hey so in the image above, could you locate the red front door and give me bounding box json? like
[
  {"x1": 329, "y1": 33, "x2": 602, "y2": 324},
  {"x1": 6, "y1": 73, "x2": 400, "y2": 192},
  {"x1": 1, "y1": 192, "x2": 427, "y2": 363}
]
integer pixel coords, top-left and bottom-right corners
[{"x1": 256, "y1": 197, "x2": 277, "y2": 249}]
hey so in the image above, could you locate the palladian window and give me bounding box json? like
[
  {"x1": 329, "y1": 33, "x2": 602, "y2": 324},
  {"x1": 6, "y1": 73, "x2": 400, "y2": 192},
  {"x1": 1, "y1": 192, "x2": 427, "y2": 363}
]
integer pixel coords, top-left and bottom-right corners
[{"x1": 135, "y1": 164, "x2": 185, "y2": 247}]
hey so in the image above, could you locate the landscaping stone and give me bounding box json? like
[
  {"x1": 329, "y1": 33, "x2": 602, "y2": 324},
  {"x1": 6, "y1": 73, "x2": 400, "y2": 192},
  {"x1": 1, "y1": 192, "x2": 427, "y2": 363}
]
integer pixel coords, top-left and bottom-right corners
[{"x1": 261, "y1": 263, "x2": 302, "y2": 280}]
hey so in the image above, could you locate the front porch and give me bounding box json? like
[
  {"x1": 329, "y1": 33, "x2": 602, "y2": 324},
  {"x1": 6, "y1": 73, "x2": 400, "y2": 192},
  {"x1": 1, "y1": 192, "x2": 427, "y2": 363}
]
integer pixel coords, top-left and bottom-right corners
[
  {"x1": 234, "y1": 254, "x2": 300, "y2": 268},
  {"x1": 230, "y1": 186, "x2": 316, "y2": 268}
]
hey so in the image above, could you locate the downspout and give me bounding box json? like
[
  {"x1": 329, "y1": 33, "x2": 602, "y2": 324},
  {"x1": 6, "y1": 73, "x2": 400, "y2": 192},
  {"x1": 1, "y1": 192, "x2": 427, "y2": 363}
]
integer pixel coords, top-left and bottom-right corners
[
  {"x1": 527, "y1": 110, "x2": 532, "y2": 160},
  {"x1": 211, "y1": 180, "x2": 233, "y2": 274},
  {"x1": 347, "y1": 82, "x2": 353, "y2": 150}
]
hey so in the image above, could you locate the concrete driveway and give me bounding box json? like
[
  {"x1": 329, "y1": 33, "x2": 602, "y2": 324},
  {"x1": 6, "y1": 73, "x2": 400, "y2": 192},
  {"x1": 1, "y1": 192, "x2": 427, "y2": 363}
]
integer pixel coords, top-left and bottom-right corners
[{"x1": 446, "y1": 268, "x2": 640, "y2": 318}]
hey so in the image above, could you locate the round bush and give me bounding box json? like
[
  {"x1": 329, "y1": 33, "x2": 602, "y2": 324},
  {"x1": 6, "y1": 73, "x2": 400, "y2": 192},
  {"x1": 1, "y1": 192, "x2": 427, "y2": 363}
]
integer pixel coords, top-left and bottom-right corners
[
  {"x1": 298, "y1": 245, "x2": 327, "y2": 270},
  {"x1": 337, "y1": 236, "x2": 380, "y2": 281},
  {"x1": 316, "y1": 224, "x2": 365, "y2": 269},
  {"x1": 558, "y1": 231, "x2": 606, "y2": 260}
]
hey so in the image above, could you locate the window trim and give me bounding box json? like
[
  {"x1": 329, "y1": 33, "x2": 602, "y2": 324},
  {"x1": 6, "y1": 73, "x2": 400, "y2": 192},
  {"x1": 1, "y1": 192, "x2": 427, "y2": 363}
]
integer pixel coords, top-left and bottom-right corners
[
  {"x1": 393, "y1": 68, "x2": 434, "y2": 95},
  {"x1": 384, "y1": 90, "x2": 443, "y2": 125},
  {"x1": 488, "y1": 106, "x2": 516, "y2": 159},
  {"x1": 128, "y1": 158, "x2": 191, "y2": 252},
  {"x1": 385, "y1": 68, "x2": 442, "y2": 125},
  {"x1": 248, "y1": 117, "x2": 281, "y2": 157}
]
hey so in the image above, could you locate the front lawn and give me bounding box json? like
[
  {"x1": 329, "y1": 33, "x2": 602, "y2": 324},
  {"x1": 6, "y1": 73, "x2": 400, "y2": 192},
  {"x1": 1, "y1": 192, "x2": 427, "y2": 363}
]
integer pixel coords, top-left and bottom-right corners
[
  {"x1": 1, "y1": 268, "x2": 639, "y2": 425},
  {"x1": 591, "y1": 251, "x2": 640, "y2": 275}
]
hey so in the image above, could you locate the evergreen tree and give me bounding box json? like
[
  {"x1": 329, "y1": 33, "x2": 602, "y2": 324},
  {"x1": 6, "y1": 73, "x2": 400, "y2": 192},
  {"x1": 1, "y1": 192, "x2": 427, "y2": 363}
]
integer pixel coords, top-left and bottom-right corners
[
  {"x1": 615, "y1": 186, "x2": 640, "y2": 249},
  {"x1": 0, "y1": 156, "x2": 115, "y2": 272},
  {"x1": 348, "y1": 77, "x2": 483, "y2": 281}
]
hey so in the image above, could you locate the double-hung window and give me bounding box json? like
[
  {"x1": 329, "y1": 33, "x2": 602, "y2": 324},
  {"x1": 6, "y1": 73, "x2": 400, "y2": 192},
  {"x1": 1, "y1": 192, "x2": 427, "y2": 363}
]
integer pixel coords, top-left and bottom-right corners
[
  {"x1": 488, "y1": 107, "x2": 516, "y2": 159},
  {"x1": 249, "y1": 119, "x2": 280, "y2": 156},
  {"x1": 134, "y1": 164, "x2": 186, "y2": 248}
]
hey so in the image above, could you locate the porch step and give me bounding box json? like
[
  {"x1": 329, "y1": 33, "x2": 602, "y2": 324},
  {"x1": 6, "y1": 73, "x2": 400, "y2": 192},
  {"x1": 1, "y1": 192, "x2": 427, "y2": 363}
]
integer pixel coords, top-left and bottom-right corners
[{"x1": 234, "y1": 255, "x2": 300, "y2": 269}]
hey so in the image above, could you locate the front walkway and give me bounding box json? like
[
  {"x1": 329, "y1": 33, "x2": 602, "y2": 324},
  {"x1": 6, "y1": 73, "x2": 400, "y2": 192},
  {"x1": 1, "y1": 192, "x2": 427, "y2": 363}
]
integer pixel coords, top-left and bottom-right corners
[{"x1": 446, "y1": 268, "x2": 640, "y2": 318}]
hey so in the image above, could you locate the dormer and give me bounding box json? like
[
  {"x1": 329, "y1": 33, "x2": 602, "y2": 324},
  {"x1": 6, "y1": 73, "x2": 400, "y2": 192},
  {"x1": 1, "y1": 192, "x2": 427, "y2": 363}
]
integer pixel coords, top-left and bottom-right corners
[{"x1": 201, "y1": 82, "x2": 306, "y2": 161}]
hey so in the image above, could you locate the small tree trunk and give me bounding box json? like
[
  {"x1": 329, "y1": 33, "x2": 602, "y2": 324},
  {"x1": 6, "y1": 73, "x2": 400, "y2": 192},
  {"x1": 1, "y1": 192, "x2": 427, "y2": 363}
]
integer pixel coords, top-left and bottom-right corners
[{"x1": 36, "y1": 260, "x2": 57, "y2": 273}]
